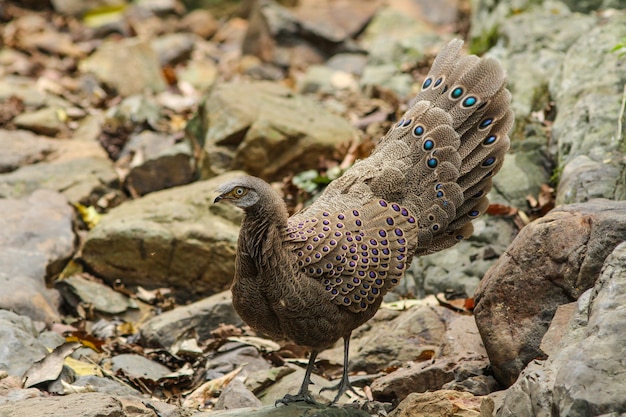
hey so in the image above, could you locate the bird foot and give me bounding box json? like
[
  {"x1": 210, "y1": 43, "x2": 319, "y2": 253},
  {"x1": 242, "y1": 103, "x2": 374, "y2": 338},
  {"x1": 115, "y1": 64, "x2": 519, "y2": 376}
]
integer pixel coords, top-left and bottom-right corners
[
  {"x1": 275, "y1": 393, "x2": 318, "y2": 406},
  {"x1": 320, "y1": 376, "x2": 362, "y2": 405}
]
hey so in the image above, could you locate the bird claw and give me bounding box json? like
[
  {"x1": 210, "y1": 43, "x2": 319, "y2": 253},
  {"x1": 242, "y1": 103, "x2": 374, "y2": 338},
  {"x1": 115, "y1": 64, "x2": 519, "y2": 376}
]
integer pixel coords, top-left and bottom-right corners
[
  {"x1": 275, "y1": 393, "x2": 318, "y2": 406},
  {"x1": 319, "y1": 377, "x2": 362, "y2": 405}
]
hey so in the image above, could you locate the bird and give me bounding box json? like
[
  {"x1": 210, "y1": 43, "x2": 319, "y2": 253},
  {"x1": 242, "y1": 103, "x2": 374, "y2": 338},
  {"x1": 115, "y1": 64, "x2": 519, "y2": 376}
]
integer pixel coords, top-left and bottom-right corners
[{"x1": 213, "y1": 39, "x2": 513, "y2": 405}]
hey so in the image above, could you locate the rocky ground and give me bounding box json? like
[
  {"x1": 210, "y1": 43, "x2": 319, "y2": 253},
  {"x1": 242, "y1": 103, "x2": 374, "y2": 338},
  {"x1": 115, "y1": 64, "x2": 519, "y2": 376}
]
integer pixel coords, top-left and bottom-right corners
[{"x1": 0, "y1": 0, "x2": 625, "y2": 416}]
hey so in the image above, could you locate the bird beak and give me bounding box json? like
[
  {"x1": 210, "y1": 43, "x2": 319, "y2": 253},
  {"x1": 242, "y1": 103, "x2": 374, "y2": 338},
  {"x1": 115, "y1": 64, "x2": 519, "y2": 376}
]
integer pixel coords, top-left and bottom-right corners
[{"x1": 213, "y1": 195, "x2": 223, "y2": 204}]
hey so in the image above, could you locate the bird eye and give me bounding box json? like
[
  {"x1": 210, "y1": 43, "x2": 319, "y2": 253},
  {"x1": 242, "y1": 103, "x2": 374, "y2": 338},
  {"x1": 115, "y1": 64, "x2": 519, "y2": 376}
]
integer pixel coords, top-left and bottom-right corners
[{"x1": 234, "y1": 187, "x2": 246, "y2": 196}]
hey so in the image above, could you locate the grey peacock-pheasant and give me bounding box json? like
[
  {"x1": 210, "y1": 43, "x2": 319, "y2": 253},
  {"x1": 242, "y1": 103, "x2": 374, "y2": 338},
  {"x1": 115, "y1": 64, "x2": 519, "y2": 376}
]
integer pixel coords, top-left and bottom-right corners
[{"x1": 213, "y1": 39, "x2": 513, "y2": 404}]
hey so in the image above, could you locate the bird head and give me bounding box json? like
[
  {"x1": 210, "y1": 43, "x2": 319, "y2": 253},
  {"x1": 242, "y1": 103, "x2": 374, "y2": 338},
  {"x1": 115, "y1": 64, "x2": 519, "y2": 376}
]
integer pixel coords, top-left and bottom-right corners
[{"x1": 213, "y1": 177, "x2": 263, "y2": 209}]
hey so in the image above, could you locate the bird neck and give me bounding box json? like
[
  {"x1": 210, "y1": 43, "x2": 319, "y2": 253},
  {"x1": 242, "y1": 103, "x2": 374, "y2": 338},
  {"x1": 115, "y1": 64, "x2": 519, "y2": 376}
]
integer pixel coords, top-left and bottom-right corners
[{"x1": 241, "y1": 192, "x2": 289, "y2": 261}]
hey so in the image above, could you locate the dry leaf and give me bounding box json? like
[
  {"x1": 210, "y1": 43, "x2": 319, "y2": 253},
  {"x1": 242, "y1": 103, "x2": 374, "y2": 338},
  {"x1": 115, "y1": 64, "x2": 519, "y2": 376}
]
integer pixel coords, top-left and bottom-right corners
[
  {"x1": 182, "y1": 366, "x2": 243, "y2": 409},
  {"x1": 23, "y1": 342, "x2": 80, "y2": 388}
]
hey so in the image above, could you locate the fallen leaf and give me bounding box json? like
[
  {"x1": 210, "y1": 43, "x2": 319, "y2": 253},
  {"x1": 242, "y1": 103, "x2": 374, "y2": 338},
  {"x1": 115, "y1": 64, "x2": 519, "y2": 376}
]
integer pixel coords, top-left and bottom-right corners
[
  {"x1": 182, "y1": 366, "x2": 243, "y2": 409},
  {"x1": 226, "y1": 336, "x2": 280, "y2": 352},
  {"x1": 22, "y1": 342, "x2": 80, "y2": 388}
]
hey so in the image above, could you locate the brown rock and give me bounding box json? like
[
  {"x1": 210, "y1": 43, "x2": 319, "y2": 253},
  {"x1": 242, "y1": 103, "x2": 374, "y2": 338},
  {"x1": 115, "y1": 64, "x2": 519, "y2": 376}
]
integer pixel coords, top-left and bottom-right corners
[
  {"x1": 371, "y1": 360, "x2": 456, "y2": 403},
  {"x1": 389, "y1": 390, "x2": 482, "y2": 417},
  {"x1": 474, "y1": 199, "x2": 626, "y2": 386}
]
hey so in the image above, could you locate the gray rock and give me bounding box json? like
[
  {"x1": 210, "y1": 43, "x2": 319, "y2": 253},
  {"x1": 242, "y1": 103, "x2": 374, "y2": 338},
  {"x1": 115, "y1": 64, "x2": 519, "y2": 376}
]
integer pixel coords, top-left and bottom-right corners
[
  {"x1": 81, "y1": 172, "x2": 244, "y2": 300},
  {"x1": 105, "y1": 354, "x2": 172, "y2": 381},
  {"x1": 189, "y1": 82, "x2": 359, "y2": 181},
  {"x1": 79, "y1": 38, "x2": 167, "y2": 96},
  {"x1": 0, "y1": 129, "x2": 56, "y2": 173},
  {"x1": 176, "y1": 59, "x2": 219, "y2": 92},
  {"x1": 0, "y1": 190, "x2": 75, "y2": 324},
  {"x1": 551, "y1": 14, "x2": 626, "y2": 204},
  {"x1": 117, "y1": 130, "x2": 195, "y2": 196},
  {"x1": 474, "y1": 199, "x2": 626, "y2": 386},
  {"x1": 360, "y1": 7, "x2": 445, "y2": 68},
  {"x1": 13, "y1": 107, "x2": 66, "y2": 136},
  {"x1": 206, "y1": 345, "x2": 271, "y2": 378},
  {"x1": 0, "y1": 391, "x2": 156, "y2": 417},
  {"x1": 194, "y1": 402, "x2": 370, "y2": 417},
  {"x1": 0, "y1": 310, "x2": 48, "y2": 377},
  {"x1": 55, "y1": 275, "x2": 132, "y2": 315},
  {"x1": 497, "y1": 241, "x2": 626, "y2": 416},
  {"x1": 141, "y1": 291, "x2": 241, "y2": 348},
  {"x1": 297, "y1": 65, "x2": 358, "y2": 95},
  {"x1": 151, "y1": 33, "x2": 196, "y2": 66},
  {"x1": 0, "y1": 75, "x2": 72, "y2": 108},
  {"x1": 360, "y1": 64, "x2": 414, "y2": 98},
  {"x1": 0, "y1": 130, "x2": 117, "y2": 204},
  {"x1": 214, "y1": 378, "x2": 262, "y2": 410}
]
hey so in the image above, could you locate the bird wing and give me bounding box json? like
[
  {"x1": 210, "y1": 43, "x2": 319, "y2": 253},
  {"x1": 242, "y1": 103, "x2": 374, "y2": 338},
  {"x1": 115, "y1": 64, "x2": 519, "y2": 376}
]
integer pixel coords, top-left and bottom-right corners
[{"x1": 284, "y1": 198, "x2": 418, "y2": 313}]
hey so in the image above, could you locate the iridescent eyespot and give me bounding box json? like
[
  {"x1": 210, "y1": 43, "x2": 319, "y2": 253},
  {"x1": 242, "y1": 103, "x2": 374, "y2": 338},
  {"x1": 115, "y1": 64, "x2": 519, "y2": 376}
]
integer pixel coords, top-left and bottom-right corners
[
  {"x1": 423, "y1": 139, "x2": 434, "y2": 151},
  {"x1": 462, "y1": 96, "x2": 477, "y2": 107},
  {"x1": 483, "y1": 135, "x2": 497, "y2": 145},
  {"x1": 427, "y1": 158, "x2": 438, "y2": 168},
  {"x1": 451, "y1": 87, "x2": 463, "y2": 99},
  {"x1": 402, "y1": 118, "x2": 412, "y2": 127},
  {"x1": 413, "y1": 125, "x2": 425, "y2": 137},
  {"x1": 479, "y1": 118, "x2": 493, "y2": 129},
  {"x1": 434, "y1": 77, "x2": 443, "y2": 88},
  {"x1": 482, "y1": 156, "x2": 496, "y2": 167},
  {"x1": 469, "y1": 210, "x2": 480, "y2": 217},
  {"x1": 422, "y1": 77, "x2": 433, "y2": 89}
]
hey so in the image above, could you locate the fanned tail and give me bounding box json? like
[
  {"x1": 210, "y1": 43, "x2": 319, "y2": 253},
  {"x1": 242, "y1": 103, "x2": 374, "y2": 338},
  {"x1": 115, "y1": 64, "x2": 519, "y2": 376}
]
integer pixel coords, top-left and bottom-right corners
[{"x1": 371, "y1": 39, "x2": 513, "y2": 255}]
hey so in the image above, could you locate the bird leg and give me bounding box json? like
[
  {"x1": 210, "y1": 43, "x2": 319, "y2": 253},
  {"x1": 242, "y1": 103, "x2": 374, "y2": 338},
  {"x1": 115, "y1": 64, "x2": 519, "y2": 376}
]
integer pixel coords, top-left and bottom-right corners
[
  {"x1": 320, "y1": 334, "x2": 362, "y2": 405},
  {"x1": 276, "y1": 350, "x2": 319, "y2": 405}
]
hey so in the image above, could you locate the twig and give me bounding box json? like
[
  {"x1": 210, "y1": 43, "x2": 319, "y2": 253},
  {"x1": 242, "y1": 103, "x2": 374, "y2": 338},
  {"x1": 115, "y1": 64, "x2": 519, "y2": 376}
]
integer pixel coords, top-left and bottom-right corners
[{"x1": 618, "y1": 84, "x2": 626, "y2": 142}]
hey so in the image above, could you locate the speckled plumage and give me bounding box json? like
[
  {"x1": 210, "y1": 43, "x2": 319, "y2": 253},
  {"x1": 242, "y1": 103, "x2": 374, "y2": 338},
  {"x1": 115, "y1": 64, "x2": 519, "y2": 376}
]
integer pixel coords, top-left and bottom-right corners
[{"x1": 214, "y1": 39, "x2": 513, "y2": 404}]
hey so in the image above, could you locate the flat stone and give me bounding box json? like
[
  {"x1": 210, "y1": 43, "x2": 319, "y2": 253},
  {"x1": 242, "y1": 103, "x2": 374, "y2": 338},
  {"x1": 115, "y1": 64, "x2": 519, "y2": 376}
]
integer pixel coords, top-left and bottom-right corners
[
  {"x1": 107, "y1": 354, "x2": 171, "y2": 381},
  {"x1": 0, "y1": 129, "x2": 57, "y2": 173},
  {"x1": 0, "y1": 391, "x2": 153, "y2": 417},
  {"x1": 13, "y1": 107, "x2": 66, "y2": 136},
  {"x1": 81, "y1": 172, "x2": 244, "y2": 300},
  {"x1": 140, "y1": 291, "x2": 242, "y2": 348},
  {"x1": 79, "y1": 38, "x2": 167, "y2": 96},
  {"x1": 0, "y1": 190, "x2": 75, "y2": 324},
  {"x1": 0, "y1": 310, "x2": 48, "y2": 378},
  {"x1": 190, "y1": 81, "x2": 359, "y2": 181},
  {"x1": 117, "y1": 130, "x2": 195, "y2": 196},
  {"x1": 389, "y1": 390, "x2": 482, "y2": 417},
  {"x1": 55, "y1": 275, "x2": 132, "y2": 315}
]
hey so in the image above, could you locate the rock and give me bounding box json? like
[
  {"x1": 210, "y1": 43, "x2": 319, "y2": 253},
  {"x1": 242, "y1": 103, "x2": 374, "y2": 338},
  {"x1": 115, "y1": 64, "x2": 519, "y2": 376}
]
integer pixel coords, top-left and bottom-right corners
[
  {"x1": 319, "y1": 305, "x2": 448, "y2": 374},
  {"x1": 326, "y1": 53, "x2": 368, "y2": 76},
  {"x1": 360, "y1": 7, "x2": 444, "y2": 67},
  {"x1": 72, "y1": 375, "x2": 142, "y2": 397},
  {"x1": 0, "y1": 310, "x2": 48, "y2": 377},
  {"x1": 176, "y1": 59, "x2": 219, "y2": 91},
  {"x1": 117, "y1": 130, "x2": 195, "y2": 196},
  {"x1": 151, "y1": 33, "x2": 196, "y2": 66},
  {"x1": 0, "y1": 190, "x2": 75, "y2": 324},
  {"x1": 206, "y1": 345, "x2": 271, "y2": 379},
  {"x1": 189, "y1": 82, "x2": 358, "y2": 181},
  {"x1": 474, "y1": 199, "x2": 626, "y2": 386},
  {"x1": 55, "y1": 275, "x2": 132, "y2": 315},
  {"x1": 360, "y1": 64, "x2": 414, "y2": 98},
  {"x1": 178, "y1": 9, "x2": 219, "y2": 39},
  {"x1": 141, "y1": 291, "x2": 241, "y2": 348},
  {"x1": 0, "y1": 130, "x2": 117, "y2": 204},
  {"x1": 242, "y1": 0, "x2": 379, "y2": 66},
  {"x1": 106, "y1": 354, "x2": 172, "y2": 381},
  {"x1": 551, "y1": 14, "x2": 626, "y2": 204},
  {"x1": 79, "y1": 38, "x2": 167, "y2": 96},
  {"x1": 371, "y1": 360, "x2": 456, "y2": 403},
  {"x1": 0, "y1": 391, "x2": 157, "y2": 417},
  {"x1": 257, "y1": 364, "x2": 349, "y2": 405},
  {"x1": 214, "y1": 378, "x2": 262, "y2": 410},
  {"x1": 0, "y1": 76, "x2": 71, "y2": 108},
  {"x1": 13, "y1": 107, "x2": 66, "y2": 136},
  {"x1": 389, "y1": 390, "x2": 482, "y2": 417},
  {"x1": 297, "y1": 65, "x2": 358, "y2": 95},
  {"x1": 0, "y1": 129, "x2": 56, "y2": 173},
  {"x1": 194, "y1": 402, "x2": 370, "y2": 417},
  {"x1": 81, "y1": 172, "x2": 244, "y2": 300},
  {"x1": 496, "y1": 241, "x2": 626, "y2": 416}
]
